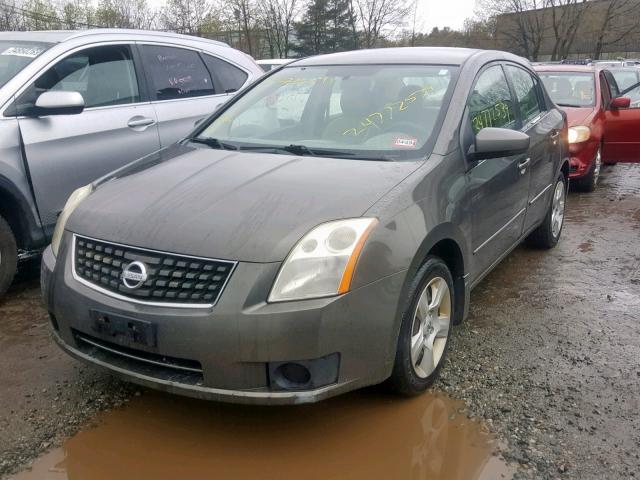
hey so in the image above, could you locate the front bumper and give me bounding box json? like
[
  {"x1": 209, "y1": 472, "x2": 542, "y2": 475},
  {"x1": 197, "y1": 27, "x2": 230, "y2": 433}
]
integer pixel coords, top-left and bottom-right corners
[
  {"x1": 42, "y1": 235, "x2": 406, "y2": 405},
  {"x1": 568, "y1": 140, "x2": 599, "y2": 178}
]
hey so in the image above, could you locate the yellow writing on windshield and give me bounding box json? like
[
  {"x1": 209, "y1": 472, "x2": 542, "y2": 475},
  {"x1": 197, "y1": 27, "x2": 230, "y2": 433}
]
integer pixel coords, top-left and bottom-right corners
[
  {"x1": 471, "y1": 101, "x2": 512, "y2": 133},
  {"x1": 342, "y1": 85, "x2": 434, "y2": 137}
]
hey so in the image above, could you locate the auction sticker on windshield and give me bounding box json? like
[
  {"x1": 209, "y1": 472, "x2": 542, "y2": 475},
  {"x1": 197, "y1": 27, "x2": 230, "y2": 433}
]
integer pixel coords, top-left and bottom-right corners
[{"x1": 1, "y1": 46, "x2": 44, "y2": 58}]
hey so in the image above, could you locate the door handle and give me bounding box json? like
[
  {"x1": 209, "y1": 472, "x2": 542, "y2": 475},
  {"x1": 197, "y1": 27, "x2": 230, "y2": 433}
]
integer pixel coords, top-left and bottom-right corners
[
  {"x1": 550, "y1": 129, "x2": 560, "y2": 145},
  {"x1": 127, "y1": 117, "x2": 155, "y2": 128},
  {"x1": 518, "y1": 157, "x2": 531, "y2": 174}
]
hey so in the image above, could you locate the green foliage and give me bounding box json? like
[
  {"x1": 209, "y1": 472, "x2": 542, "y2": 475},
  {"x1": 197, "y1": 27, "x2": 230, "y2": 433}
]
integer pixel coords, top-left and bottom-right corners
[{"x1": 293, "y1": 0, "x2": 356, "y2": 56}]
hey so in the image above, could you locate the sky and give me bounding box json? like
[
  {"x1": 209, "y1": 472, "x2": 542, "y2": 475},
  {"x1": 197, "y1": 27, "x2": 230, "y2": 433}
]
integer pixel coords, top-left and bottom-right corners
[{"x1": 415, "y1": 0, "x2": 478, "y2": 33}]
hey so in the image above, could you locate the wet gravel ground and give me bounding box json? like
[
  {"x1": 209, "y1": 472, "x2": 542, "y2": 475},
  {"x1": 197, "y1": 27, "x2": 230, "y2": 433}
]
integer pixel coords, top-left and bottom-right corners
[{"x1": 1, "y1": 164, "x2": 639, "y2": 479}]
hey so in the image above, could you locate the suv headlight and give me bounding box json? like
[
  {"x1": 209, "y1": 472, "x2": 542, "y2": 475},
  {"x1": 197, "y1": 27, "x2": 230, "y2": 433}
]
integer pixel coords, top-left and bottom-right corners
[
  {"x1": 269, "y1": 218, "x2": 377, "y2": 302},
  {"x1": 51, "y1": 184, "x2": 93, "y2": 257},
  {"x1": 568, "y1": 125, "x2": 590, "y2": 144}
]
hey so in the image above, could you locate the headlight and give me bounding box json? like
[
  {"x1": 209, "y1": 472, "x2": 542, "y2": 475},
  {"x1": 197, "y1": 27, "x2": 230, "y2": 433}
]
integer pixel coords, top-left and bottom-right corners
[
  {"x1": 568, "y1": 126, "x2": 590, "y2": 144},
  {"x1": 51, "y1": 184, "x2": 93, "y2": 257},
  {"x1": 269, "y1": 218, "x2": 377, "y2": 302}
]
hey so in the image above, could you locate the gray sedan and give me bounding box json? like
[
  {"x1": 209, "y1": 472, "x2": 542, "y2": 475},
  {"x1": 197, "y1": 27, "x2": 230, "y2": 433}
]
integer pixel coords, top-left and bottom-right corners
[{"x1": 42, "y1": 47, "x2": 568, "y2": 404}]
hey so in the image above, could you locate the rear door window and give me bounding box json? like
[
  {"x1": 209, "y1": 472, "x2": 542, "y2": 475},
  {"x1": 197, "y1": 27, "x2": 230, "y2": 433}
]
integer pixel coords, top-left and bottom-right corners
[
  {"x1": 201, "y1": 54, "x2": 248, "y2": 93},
  {"x1": 468, "y1": 65, "x2": 518, "y2": 134},
  {"x1": 141, "y1": 45, "x2": 214, "y2": 100}
]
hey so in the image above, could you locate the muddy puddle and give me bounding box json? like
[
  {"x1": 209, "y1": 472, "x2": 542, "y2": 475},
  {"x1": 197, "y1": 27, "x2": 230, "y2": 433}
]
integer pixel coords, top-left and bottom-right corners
[{"x1": 10, "y1": 390, "x2": 514, "y2": 480}]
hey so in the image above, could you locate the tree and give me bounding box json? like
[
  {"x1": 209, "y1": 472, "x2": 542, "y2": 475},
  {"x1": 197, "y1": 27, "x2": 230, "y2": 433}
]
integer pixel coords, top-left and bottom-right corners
[
  {"x1": 162, "y1": 0, "x2": 212, "y2": 35},
  {"x1": 353, "y1": 0, "x2": 413, "y2": 48},
  {"x1": 478, "y1": 0, "x2": 549, "y2": 61},
  {"x1": 548, "y1": 0, "x2": 591, "y2": 61},
  {"x1": 591, "y1": 0, "x2": 636, "y2": 59},
  {"x1": 22, "y1": 0, "x2": 61, "y2": 30},
  {"x1": 294, "y1": 0, "x2": 355, "y2": 56},
  {"x1": 260, "y1": 0, "x2": 300, "y2": 58}
]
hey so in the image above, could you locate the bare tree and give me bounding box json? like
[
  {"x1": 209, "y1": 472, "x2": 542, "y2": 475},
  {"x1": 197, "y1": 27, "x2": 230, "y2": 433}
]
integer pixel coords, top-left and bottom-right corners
[
  {"x1": 353, "y1": 0, "x2": 413, "y2": 48},
  {"x1": 0, "y1": 0, "x2": 25, "y2": 30},
  {"x1": 259, "y1": 0, "x2": 300, "y2": 58},
  {"x1": 162, "y1": 0, "x2": 211, "y2": 34},
  {"x1": 591, "y1": 0, "x2": 636, "y2": 59},
  {"x1": 547, "y1": 0, "x2": 592, "y2": 61},
  {"x1": 477, "y1": 0, "x2": 549, "y2": 61}
]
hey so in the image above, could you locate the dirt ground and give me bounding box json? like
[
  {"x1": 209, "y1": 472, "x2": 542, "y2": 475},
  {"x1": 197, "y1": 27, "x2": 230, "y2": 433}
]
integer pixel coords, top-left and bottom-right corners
[{"x1": 1, "y1": 164, "x2": 639, "y2": 480}]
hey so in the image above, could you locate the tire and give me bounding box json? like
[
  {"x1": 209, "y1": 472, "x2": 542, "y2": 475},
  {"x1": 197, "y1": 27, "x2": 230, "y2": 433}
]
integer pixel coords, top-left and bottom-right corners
[
  {"x1": 388, "y1": 256, "x2": 454, "y2": 396},
  {"x1": 526, "y1": 173, "x2": 566, "y2": 249},
  {"x1": 0, "y1": 214, "x2": 18, "y2": 298},
  {"x1": 574, "y1": 147, "x2": 601, "y2": 192}
]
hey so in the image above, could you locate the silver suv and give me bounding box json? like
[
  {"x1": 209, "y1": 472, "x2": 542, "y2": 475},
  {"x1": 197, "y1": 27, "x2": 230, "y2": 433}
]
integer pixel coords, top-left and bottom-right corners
[{"x1": 0, "y1": 29, "x2": 262, "y2": 296}]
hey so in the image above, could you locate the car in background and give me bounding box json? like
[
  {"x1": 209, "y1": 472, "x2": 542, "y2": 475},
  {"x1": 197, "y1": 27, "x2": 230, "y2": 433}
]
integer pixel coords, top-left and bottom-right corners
[
  {"x1": 536, "y1": 64, "x2": 640, "y2": 191},
  {"x1": 592, "y1": 60, "x2": 640, "y2": 68},
  {"x1": 0, "y1": 29, "x2": 262, "y2": 297},
  {"x1": 43, "y1": 47, "x2": 568, "y2": 404},
  {"x1": 256, "y1": 58, "x2": 293, "y2": 72},
  {"x1": 606, "y1": 67, "x2": 640, "y2": 106}
]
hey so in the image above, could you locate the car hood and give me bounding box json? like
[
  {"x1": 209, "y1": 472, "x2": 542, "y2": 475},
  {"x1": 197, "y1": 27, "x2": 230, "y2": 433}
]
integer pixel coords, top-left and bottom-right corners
[
  {"x1": 561, "y1": 106, "x2": 595, "y2": 126},
  {"x1": 68, "y1": 145, "x2": 419, "y2": 262}
]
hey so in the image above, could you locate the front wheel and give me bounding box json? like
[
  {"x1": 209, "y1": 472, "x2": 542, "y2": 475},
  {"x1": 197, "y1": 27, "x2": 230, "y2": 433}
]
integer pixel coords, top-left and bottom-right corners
[
  {"x1": 388, "y1": 256, "x2": 454, "y2": 395},
  {"x1": 574, "y1": 147, "x2": 601, "y2": 192},
  {"x1": 0, "y1": 215, "x2": 18, "y2": 298},
  {"x1": 526, "y1": 174, "x2": 566, "y2": 249}
]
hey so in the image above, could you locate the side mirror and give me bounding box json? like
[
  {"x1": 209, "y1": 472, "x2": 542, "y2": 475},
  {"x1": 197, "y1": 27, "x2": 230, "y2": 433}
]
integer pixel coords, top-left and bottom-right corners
[
  {"x1": 610, "y1": 96, "x2": 631, "y2": 109},
  {"x1": 33, "y1": 91, "x2": 85, "y2": 116},
  {"x1": 471, "y1": 127, "x2": 530, "y2": 160}
]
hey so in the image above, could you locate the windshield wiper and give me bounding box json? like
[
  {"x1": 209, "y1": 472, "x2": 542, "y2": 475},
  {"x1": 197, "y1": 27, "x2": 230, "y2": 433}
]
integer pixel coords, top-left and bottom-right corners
[
  {"x1": 239, "y1": 144, "x2": 318, "y2": 156},
  {"x1": 239, "y1": 144, "x2": 393, "y2": 161},
  {"x1": 187, "y1": 137, "x2": 239, "y2": 150}
]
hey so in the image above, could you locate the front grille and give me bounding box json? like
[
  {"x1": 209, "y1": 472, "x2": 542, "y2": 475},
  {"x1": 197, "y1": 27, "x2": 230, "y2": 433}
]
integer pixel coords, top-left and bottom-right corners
[{"x1": 73, "y1": 235, "x2": 236, "y2": 306}]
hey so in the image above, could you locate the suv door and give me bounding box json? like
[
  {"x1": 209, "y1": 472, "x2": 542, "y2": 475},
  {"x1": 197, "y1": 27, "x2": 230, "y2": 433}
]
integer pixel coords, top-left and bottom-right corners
[
  {"x1": 464, "y1": 64, "x2": 531, "y2": 277},
  {"x1": 13, "y1": 44, "x2": 160, "y2": 231},
  {"x1": 602, "y1": 70, "x2": 640, "y2": 162},
  {"x1": 139, "y1": 44, "x2": 242, "y2": 147},
  {"x1": 505, "y1": 64, "x2": 561, "y2": 231}
]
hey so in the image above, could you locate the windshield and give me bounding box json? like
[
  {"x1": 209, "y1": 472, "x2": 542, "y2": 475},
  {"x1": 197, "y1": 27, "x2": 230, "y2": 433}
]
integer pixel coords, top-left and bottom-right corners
[
  {"x1": 0, "y1": 40, "x2": 51, "y2": 89},
  {"x1": 539, "y1": 72, "x2": 595, "y2": 107},
  {"x1": 197, "y1": 64, "x2": 458, "y2": 160}
]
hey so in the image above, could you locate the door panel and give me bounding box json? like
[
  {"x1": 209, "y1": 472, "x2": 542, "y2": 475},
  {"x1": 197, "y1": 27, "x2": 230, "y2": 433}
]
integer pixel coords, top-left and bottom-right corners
[
  {"x1": 504, "y1": 64, "x2": 559, "y2": 230},
  {"x1": 15, "y1": 44, "x2": 160, "y2": 229},
  {"x1": 151, "y1": 95, "x2": 228, "y2": 147},
  {"x1": 465, "y1": 65, "x2": 531, "y2": 277},
  {"x1": 602, "y1": 71, "x2": 640, "y2": 162}
]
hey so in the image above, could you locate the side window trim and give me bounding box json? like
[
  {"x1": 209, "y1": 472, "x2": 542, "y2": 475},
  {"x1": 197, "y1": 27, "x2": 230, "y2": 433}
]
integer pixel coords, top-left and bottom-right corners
[
  {"x1": 137, "y1": 42, "x2": 244, "y2": 103},
  {"x1": 504, "y1": 63, "x2": 545, "y2": 130}
]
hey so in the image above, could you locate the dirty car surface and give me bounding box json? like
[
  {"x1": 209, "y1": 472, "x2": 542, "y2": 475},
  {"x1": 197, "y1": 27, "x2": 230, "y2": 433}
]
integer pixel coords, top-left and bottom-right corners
[{"x1": 42, "y1": 47, "x2": 569, "y2": 404}]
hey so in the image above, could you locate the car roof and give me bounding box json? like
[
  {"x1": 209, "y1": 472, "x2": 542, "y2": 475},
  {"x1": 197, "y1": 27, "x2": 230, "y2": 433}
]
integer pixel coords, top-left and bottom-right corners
[
  {"x1": 534, "y1": 64, "x2": 596, "y2": 73},
  {"x1": 290, "y1": 47, "x2": 486, "y2": 66},
  {"x1": 0, "y1": 29, "x2": 229, "y2": 47}
]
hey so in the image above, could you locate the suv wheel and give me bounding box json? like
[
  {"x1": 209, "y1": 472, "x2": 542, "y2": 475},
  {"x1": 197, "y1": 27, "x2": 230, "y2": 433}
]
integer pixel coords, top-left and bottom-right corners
[
  {"x1": 0, "y1": 215, "x2": 18, "y2": 297},
  {"x1": 388, "y1": 256, "x2": 454, "y2": 395},
  {"x1": 526, "y1": 174, "x2": 566, "y2": 249},
  {"x1": 575, "y1": 147, "x2": 601, "y2": 192}
]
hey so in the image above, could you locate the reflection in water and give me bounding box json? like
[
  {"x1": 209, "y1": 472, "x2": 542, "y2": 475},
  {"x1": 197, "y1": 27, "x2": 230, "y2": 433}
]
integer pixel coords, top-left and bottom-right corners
[{"x1": 12, "y1": 390, "x2": 513, "y2": 480}]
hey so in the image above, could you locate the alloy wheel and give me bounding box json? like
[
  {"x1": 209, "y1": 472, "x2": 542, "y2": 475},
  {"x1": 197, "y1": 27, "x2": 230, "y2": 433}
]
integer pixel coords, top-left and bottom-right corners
[
  {"x1": 410, "y1": 276, "x2": 451, "y2": 379},
  {"x1": 551, "y1": 180, "x2": 566, "y2": 238}
]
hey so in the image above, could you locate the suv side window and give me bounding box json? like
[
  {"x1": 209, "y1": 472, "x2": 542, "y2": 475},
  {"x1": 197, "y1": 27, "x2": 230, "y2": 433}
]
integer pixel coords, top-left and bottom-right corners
[
  {"x1": 15, "y1": 44, "x2": 140, "y2": 114},
  {"x1": 201, "y1": 54, "x2": 248, "y2": 93},
  {"x1": 505, "y1": 65, "x2": 543, "y2": 125},
  {"x1": 141, "y1": 45, "x2": 215, "y2": 100},
  {"x1": 468, "y1": 65, "x2": 518, "y2": 135}
]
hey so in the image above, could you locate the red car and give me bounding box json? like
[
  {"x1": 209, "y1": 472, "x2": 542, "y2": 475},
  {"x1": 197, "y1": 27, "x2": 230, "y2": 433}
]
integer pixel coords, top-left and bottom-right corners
[{"x1": 535, "y1": 65, "x2": 640, "y2": 191}]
